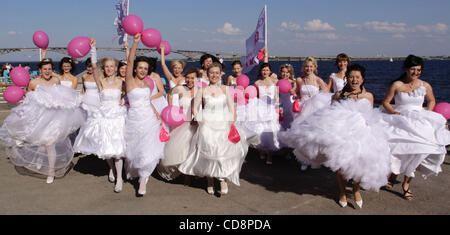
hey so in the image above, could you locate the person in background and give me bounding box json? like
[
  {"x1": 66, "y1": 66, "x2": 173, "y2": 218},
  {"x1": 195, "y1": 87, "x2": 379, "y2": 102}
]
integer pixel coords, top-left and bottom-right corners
[
  {"x1": 327, "y1": 53, "x2": 349, "y2": 93},
  {"x1": 227, "y1": 60, "x2": 243, "y2": 87}
]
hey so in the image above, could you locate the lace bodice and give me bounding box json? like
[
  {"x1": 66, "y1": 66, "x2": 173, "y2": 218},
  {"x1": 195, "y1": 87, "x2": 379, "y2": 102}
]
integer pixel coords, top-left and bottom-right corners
[
  {"x1": 394, "y1": 84, "x2": 426, "y2": 112},
  {"x1": 300, "y1": 85, "x2": 319, "y2": 101}
]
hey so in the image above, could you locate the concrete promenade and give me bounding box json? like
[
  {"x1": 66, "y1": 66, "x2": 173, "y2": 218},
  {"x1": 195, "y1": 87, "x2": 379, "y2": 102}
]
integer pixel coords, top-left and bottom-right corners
[{"x1": 0, "y1": 103, "x2": 449, "y2": 215}]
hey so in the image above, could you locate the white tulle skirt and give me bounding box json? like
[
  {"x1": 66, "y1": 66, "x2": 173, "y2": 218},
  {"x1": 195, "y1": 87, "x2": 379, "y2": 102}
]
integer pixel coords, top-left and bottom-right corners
[
  {"x1": 279, "y1": 99, "x2": 392, "y2": 192},
  {"x1": 125, "y1": 106, "x2": 165, "y2": 182},
  {"x1": 381, "y1": 107, "x2": 450, "y2": 179},
  {"x1": 238, "y1": 98, "x2": 280, "y2": 151},
  {"x1": 291, "y1": 92, "x2": 333, "y2": 127},
  {"x1": 157, "y1": 122, "x2": 197, "y2": 181},
  {"x1": 178, "y1": 111, "x2": 256, "y2": 186},
  {"x1": 73, "y1": 102, "x2": 126, "y2": 159},
  {"x1": 0, "y1": 85, "x2": 84, "y2": 177}
]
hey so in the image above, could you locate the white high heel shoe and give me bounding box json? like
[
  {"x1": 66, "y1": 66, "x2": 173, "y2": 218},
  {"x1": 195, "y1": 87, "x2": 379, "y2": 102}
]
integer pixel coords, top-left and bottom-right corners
[
  {"x1": 138, "y1": 178, "x2": 148, "y2": 196},
  {"x1": 114, "y1": 179, "x2": 123, "y2": 193},
  {"x1": 355, "y1": 200, "x2": 363, "y2": 208},
  {"x1": 46, "y1": 176, "x2": 54, "y2": 184},
  {"x1": 108, "y1": 169, "x2": 115, "y2": 183},
  {"x1": 338, "y1": 200, "x2": 347, "y2": 208},
  {"x1": 300, "y1": 165, "x2": 308, "y2": 171}
]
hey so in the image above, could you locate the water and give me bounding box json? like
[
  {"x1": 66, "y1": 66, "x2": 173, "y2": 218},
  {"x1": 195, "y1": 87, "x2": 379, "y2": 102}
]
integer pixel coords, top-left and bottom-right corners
[{"x1": 3, "y1": 59, "x2": 450, "y2": 103}]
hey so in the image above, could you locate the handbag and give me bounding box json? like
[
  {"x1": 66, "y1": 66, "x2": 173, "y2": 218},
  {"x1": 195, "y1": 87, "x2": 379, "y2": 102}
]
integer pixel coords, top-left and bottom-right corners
[
  {"x1": 159, "y1": 126, "x2": 170, "y2": 142},
  {"x1": 228, "y1": 123, "x2": 240, "y2": 144},
  {"x1": 292, "y1": 99, "x2": 302, "y2": 113}
]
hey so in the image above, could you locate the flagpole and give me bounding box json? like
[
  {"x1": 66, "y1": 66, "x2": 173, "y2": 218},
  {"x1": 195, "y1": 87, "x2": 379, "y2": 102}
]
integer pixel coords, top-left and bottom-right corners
[
  {"x1": 124, "y1": 0, "x2": 130, "y2": 42},
  {"x1": 264, "y1": 5, "x2": 267, "y2": 52}
]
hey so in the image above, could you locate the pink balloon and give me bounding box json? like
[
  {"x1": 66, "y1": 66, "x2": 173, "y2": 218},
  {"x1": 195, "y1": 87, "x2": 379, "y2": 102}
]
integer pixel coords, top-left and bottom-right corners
[
  {"x1": 3, "y1": 86, "x2": 24, "y2": 103},
  {"x1": 33, "y1": 31, "x2": 49, "y2": 49},
  {"x1": 161, "y1": 105, "x2": 185, "y2": 127},
  {"x1": 157, "y1": 40, "x2": 172, "y2": 56},
  {"x1": 10, "y1": 67, "x2": 30, "y2": 87},
  {"x1": 196, "y1": 81, "x2": 207, "y2": 88},
  {"x1": 433, "y1": 102, "x2": 450, "y2": 120},
  {"x1": 67, "y1": 37, "x2": 91, "y2": 58},
  {"x1": 277, "y1": 79, "x2": 292, "y2": 94},
  {"x1": 141, "y1": 28, "x2": 162, "y2": 48},
  {"x1": 245, "y1": 85, "x2": 257, "y2": 99},
  {"x1": 144, "y1": 77, "x2": 155, "y2": 92},
  {"x1": 236, "y1": 75, "x2": 250, "y2": 88},
  {"x1": 122, "y1": 15, "x2": 144, "y2": 36}
]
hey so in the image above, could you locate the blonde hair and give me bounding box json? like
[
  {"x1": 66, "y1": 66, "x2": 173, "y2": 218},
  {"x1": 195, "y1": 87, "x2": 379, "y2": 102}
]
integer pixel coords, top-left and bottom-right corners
[
  {"x1": 301, "y1": 56, "x2": 318, "y2": 75},
  {"x1": 100, "y1": 57, "x2": 119, "y2": 77},
  {"x1": 207, "y1": 62, "x2": 223, "y2": 73},
  {"x1": 279, "y1": 64, "x2": 295, "y2": 81},
  {"x1": 171, "y1": 60, "x2": 186, "y2": 69}
]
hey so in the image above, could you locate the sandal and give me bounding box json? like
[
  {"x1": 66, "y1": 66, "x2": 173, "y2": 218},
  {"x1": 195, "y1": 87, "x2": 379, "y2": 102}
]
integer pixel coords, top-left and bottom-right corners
[
  {"x1": 386, "y1": 175, "x2": 396, "y2": 189},
  {"x1": 402, "y1": 183, "x2": 413, "y2": 200},
  {"x1": 386, "y1": 181, "x2": 394, "y2": 189}
]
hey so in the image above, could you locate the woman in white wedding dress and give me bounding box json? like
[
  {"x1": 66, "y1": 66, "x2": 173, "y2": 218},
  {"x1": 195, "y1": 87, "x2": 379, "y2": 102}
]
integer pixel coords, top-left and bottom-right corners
[
  {"x1": 80, "y1": 39, "x2": 127, "y2": 193},
  {"x1": 279, "y1": 64, "x2": 392, "y2": 208},
  {"x1": 280, "y1": 57, "x2": 331, "y2": 170},
  {"x1": 124, "y1": 34, "x2": 166, "y2": 196},
  {"x1": 0, "y1": 58, "x2": 84, "y2": 184},
  {"x1": 178, "y1": 62, "x2": 256, "y2": 195},
  {"x1": 157, "y1": 68, "x2": 198, "y2": 182},
  {"x1": 382, "y1": 55, "x2": 450, "y2": 200}
]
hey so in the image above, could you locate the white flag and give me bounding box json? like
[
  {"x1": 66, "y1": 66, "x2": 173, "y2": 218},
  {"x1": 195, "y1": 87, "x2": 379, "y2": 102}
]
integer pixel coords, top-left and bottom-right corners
[
  {"x1": 114, "y1": 0, "x2": 129, "y2": 45},
  {"x1": 241, "y1": 5, "x2": 267, "y2": 74}
]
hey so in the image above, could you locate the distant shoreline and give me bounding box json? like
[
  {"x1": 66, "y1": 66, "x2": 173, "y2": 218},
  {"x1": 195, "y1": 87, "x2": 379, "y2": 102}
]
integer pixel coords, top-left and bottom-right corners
[
  {"x1": 2, "y1": 57, "x2": 450, "y2": 63},
  {"x1": 1, "y1": 47, "x2": 449, "y2": 62}
]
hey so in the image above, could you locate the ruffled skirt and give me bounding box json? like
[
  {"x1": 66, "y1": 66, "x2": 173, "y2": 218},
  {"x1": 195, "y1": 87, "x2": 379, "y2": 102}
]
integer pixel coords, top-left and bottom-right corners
[
  {"x1": 178, "y1": 115, "x2": 255, "y2": 186},
  {"x1": 279, "y1": 99, "x2": 392, "y2": 192},
  {"x1": 73, "y1": 103, "x2": 126, "y2": 159},
  {"x1": 0, "y1": 85, "x2": 84, "y2": 176},
  {"x1": 381, "y1": 108, "x2": 450, "y2": 178}
]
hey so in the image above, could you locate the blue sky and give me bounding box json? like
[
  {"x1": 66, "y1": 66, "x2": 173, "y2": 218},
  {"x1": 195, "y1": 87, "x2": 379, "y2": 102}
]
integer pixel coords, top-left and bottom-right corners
[{"x1": 1, "y1": 0, "x2": 449, "y2": 61}]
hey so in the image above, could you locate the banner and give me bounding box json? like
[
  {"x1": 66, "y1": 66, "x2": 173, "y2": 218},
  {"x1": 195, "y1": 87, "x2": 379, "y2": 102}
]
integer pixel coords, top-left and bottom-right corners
[
  {"x1": 114, "y1": 0, "x2": 129, "y2": 45},
  {"x1": 241, "y1": 5, "x2": 267, "y2": 74}
]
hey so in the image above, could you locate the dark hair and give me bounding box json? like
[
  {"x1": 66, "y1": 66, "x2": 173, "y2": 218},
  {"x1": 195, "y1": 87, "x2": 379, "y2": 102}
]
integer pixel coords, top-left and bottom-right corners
[
  {"x1": 38, "y1": 58, "x2": 54, "y2": 69},
  {"x1": 339, "y1": 63, "x2": 366, "y2": 100},
  {"x1": 200, "y1": 53, "x2": 225, "y2": 69},
  {"x1": 85, "y1": 58, "x2": 92, "y2": 68},
  {"x1": 183, "y1": 67, "x2": 200, "y2": 78},
  {"x1": 59, "y1": 57, "x2": 76, "y2": 74},
  {"x1": 335, "y1": 53, "x2": 350, "y2": 68},
  {"x1": 132, "y1": 56, "x2": 150, "y2": 77},
  {"x1": 231, "y1": 60, "x2": 242, "y2": 67},
  {"x1": 258, "y1": 63, "x2": 273, "y2": 78},
  {"x1": 146, "y1": 57, "x2": 157, "y2": 73},
  {"x1": 391, "y1": 54, "x2": 424, "y2": 84},
  {"x1": 118, "y1": 60, "x2": 127, "y2": 69}
]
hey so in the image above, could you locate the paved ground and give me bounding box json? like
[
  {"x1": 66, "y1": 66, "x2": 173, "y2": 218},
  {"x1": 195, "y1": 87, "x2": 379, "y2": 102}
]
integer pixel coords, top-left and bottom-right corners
[{"x1": 0, "y1": 103, "x2": 449, "y2": 215}]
